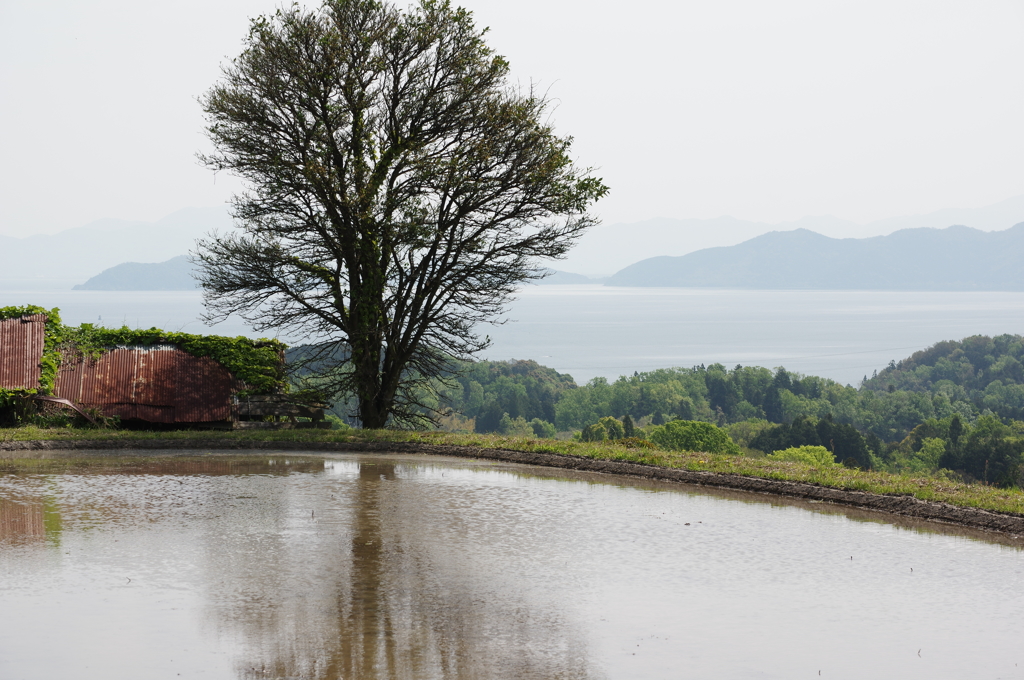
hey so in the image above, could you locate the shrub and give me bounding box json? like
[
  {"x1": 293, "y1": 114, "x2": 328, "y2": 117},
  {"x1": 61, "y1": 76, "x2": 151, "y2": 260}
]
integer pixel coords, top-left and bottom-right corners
[
  {"x1": 580, "y1": 422, "x2": 607, "y2": 442},
  {"x1": 648, "y1": 420, "x2": 740, "y2": 454},
  {"x1": 325, "y1": 414, "x2": 351, "y2": 431},
  {"x1": 529, "y1": 418, "x2": 557, "y2": 439},
  {"x1": 767, "y1": 445, "x2": 839, "y2": 467},
  {"x1": 598, "y1": 416, "x2": 625, "y2": 440}
]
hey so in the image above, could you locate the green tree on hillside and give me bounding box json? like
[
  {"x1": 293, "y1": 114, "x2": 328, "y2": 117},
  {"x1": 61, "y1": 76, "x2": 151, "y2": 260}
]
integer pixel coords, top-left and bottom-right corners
[
  {"x1": 940, "y1": 415, "x2": 1024, "y2": 485},
  {"x1": 864, "y1": 335, "x2": 1024, "y2": 420},
  {"x1": 441, "y1": 360, "x2": 572, "y2": 433},
  {"x1": 623, "y1": 414, "x2": 635, "y2": 438}
]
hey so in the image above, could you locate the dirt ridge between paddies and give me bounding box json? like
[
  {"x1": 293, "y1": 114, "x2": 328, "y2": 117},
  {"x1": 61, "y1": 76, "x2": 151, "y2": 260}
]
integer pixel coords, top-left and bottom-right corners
[{"x1": 4, "y1": 435, "x2": 1024, "y2": 537}]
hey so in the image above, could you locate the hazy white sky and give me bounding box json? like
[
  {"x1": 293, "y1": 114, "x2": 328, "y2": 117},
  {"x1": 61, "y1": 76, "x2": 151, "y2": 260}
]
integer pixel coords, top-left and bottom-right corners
[{"x1": 1, "y1": 0, "x2": 1022, "y2": 237}]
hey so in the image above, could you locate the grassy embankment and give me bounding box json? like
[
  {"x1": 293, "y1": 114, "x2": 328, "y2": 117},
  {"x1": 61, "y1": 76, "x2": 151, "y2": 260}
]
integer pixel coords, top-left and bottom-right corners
[{"x1": 3, "y1": 426, "x2": 1024, "y2": 516}]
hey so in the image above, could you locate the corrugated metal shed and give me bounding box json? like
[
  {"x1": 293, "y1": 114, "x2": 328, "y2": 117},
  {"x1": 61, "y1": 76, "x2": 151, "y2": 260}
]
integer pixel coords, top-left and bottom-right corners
[
  {"x1": 0, "y1": 314, "x2": 46, "y2": 390},
  {"x1": 55, "y1": 346, "x2": 237, "y2": 423}
]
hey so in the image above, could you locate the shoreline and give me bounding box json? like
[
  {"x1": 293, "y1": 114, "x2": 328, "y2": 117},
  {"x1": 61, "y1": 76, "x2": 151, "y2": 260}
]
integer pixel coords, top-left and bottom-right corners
[{"x1": 4, "y1": 437, "x2": 1024, "y2": 536}]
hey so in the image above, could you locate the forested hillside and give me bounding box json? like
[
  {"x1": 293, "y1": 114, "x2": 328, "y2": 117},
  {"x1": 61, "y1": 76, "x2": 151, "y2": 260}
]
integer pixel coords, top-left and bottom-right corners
[
  {"x1": 862, "y1": 334, "x2": 1024, "y2": 420},
  {"x1": 428, "y1": 335, "x2": 1024, "y2": 486},
  {"x1": 437, "y1": 360, "x2": 576, "y2": 436}
]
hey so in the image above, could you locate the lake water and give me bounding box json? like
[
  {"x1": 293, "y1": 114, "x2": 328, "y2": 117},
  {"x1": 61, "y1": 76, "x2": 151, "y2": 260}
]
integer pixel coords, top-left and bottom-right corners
[
  {"x1": 1, "y1": 452, "x2": 1023, "y2": 679},
  {"x1": 3, "y1": 285, "x2": 1024, "y2": 385}
]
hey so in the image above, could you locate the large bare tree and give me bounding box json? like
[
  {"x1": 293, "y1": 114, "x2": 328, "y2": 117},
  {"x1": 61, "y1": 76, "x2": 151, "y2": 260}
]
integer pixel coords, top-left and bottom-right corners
[{"x1": 194, "y1": 0, "x2": 607, "y2": 428}]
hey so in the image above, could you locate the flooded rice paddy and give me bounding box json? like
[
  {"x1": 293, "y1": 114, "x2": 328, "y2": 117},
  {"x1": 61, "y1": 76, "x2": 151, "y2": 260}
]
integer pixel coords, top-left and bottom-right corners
[{"x1": 1, "y1": 452, "x2": 1024, "y2": 679}]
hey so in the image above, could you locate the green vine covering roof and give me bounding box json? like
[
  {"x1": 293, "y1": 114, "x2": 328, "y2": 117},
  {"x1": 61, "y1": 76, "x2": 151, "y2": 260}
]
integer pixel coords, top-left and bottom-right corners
[{"x1": 0, "y1": 305, "x2": 288, "y2": 395}]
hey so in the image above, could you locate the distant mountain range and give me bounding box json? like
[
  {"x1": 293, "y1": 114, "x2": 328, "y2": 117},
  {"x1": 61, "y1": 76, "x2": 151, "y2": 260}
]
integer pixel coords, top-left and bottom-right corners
[
  {"x1": 606, "y1": 224, "x2": 1024, "y2": 290},
  {"x1": 560, "y1": 194, "x2": 1024, "y2": 277},
  {"x1": 64, "y1": 222, "x2": 1024, "y2": 292},
  {"x1": 7, "y1": 196, "x2": 1024, "y2": 291},
  {"x1": 73, "y1": 255, "x2": 197, "y2": 291}
]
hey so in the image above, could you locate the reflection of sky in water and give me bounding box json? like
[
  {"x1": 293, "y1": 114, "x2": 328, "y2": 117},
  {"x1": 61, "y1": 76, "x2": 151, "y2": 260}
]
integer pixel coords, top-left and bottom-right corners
[
  {"x1": 4, "y1": 286, "x2": 1024, "y2": 385},
  {"x1": 2, "y1": 453, "x2": 1024, "y2": 679}
]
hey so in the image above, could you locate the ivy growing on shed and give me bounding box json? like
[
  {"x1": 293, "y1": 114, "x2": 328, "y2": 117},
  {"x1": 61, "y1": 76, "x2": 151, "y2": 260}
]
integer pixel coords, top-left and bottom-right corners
[
  {"x1": 0, "y1": 305, "x2": 66, "y2": 397},
  {"x1": 0, "y1": 305, "x2": 289, "y2": 396}
]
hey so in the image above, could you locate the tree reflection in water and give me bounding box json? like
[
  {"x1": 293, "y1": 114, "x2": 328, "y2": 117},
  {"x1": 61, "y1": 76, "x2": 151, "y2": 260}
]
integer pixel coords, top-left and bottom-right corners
[{"x1": 210, "y1": 461, "x2": 598, "y2": 680}]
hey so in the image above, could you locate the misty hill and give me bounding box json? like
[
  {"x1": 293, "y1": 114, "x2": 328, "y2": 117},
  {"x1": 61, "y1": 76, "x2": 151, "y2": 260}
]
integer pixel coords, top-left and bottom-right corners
[
  {"x1": 0, "y1": 207, "x2": 230, "y2": 284},
  {"x1": 561, "y1": 194, "x2": 1024, "y2": 277},
  {"x1": 536, "y1": 269, "x2": 596, "y2": 284},
  {"x1": 561, "y1": 216, "x2": 775, "y2": 278},
  {"x1": 71, "y1": 260, "x2": 596, "y2": 290},
  {"x1": 73, "y1": 255, "x2": 197, "y2": 291},
  {"x1": 6, "y1": 195, "x2": 1024, "y2": 286},
  {"x1": 606, "y1": 224, "x2": 1024, "y2": 290}
]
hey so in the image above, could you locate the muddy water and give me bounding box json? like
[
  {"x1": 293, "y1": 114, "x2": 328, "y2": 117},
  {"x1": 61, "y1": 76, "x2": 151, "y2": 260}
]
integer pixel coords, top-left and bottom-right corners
[{"x1": 1, "y1": 453, "x2": 1024, "y2": 680}]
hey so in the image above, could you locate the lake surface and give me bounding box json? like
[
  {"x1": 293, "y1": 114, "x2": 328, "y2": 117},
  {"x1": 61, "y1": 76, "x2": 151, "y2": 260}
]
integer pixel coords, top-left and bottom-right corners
[
  {"x1": 4, "y1": 285, "x2": 1024, "y2": 385},
  {"x1": 487, "y1": 286, "x2": 1024, "y2": 385},
  {"x1": 2, "y1": 452, "x2": 1023, "y2": 679}
]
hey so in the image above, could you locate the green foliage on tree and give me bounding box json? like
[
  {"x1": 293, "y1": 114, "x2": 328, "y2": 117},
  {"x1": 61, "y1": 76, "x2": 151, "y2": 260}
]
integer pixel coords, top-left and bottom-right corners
[
  {"x1": 725, "y1": 419, "x2": 774, "y2": 452},
  {"x1": 435, "y1": 359, "x2": 573, "y2": 433},
  {"x1": 622, "y1": 414, "x2": 635, "y2": 438},
  {"x1": 949, "y1": 414, "x2": 964, "y2": 447},
  {"x1": 497, "y1": 412, "x2": 534, "y2": 437},
  {"x1": 863, "y1": 334, "x2": 1024, "y2": 421},
  {"x1": 889, "y1": 436, "x2": 946, "y2": 474},
  {"x1": 194, "y1": 0, "x2": 607, "y2": 428},
  {"x1": 939, "y1": 414, "x2": 1024, "y2": 486}
]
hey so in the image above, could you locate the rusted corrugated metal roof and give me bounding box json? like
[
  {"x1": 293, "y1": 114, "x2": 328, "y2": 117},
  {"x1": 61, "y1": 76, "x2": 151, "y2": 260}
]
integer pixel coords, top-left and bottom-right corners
[
  {"x1": 0, "y1": 314, "x2": 45, "y2": 390},
  {"x1": 55, "y1": 346, "x2": 236, "y2": 423}
]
